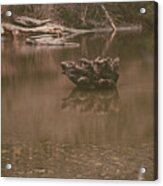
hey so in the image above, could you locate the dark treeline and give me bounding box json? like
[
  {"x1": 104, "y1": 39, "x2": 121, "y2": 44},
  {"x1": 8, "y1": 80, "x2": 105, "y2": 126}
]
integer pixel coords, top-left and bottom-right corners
[{"x1": 2, "y1": 2, "x2": 155, "y2": 30}]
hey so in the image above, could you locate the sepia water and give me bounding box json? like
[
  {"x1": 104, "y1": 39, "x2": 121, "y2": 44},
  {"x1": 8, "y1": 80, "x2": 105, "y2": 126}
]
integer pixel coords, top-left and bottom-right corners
[{"x1": 1, "y1": 31, "x2": 156, "y2": 180}]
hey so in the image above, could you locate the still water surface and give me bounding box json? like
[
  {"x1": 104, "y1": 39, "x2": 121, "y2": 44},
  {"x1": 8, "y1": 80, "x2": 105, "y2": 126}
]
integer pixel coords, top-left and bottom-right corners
[{"x1": 1, "y1": 31, "x2": 155, "y2": 180}]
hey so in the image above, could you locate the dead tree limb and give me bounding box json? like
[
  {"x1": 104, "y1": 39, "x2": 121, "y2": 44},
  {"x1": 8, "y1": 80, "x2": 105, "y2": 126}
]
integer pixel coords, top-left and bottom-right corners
[
  {"x1": 101, "y1": 4, "x2": 117, "y2": 32},
  {"x1": 2, "y1": 23, "x2": 64, "y2": 34},
  {"x1": 81, "y1": 4, "x2": 88, "y2": 26},
  {"x1": 13, "y1": 16, "x2": 51, "y2": 27}
]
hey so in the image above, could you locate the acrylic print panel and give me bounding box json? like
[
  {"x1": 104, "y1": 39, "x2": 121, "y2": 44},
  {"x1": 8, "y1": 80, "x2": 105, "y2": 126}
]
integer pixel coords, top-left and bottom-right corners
[{"x1": 1, "y1": 1, "x2": 158, "y2": 180}]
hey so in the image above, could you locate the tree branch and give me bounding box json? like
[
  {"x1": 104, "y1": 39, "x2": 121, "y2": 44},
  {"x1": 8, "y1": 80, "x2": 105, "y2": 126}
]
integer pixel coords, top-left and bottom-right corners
[{"x1": 101, "y1": 4, "x2": 116, "y2": 32}]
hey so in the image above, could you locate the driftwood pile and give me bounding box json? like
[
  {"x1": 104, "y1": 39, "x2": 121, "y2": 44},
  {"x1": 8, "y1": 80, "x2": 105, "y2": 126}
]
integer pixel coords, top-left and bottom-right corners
[
  {"x1": 61, "y1": 56, "x2": 119, "y2": 89},
  {"x1": 2, "y1": 16, "x2": 81, "y2": 47},
  {"x1": 2, "y1": 12, "x2": 142, "y2": 47}
]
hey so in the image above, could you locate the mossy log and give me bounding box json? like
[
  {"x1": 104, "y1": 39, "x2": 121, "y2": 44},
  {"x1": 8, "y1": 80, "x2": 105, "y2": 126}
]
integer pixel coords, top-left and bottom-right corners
[{"x1": 61, "y1": 56, "x2": 120, "y2": 89}]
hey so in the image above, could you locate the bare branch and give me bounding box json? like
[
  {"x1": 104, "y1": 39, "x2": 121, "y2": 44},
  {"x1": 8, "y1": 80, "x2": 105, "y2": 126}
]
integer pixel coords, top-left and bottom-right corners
[
  {"x1": 101, "y1": 4, "x2": 116, "y2": 32},
  {"x1": 81, "y1": 4, "x2": 88, "y2": 25}
]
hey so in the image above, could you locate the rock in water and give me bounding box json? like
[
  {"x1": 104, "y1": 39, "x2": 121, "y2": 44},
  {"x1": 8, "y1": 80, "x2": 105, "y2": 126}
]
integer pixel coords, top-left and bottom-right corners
[{"x1": 61, "y1": 56, "x2": 120, "y2": 89}]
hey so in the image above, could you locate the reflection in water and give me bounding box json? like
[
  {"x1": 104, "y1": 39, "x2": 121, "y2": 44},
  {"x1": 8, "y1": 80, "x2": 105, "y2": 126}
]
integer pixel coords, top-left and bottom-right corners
[
  {"x1": 1, "y1": 31, "x2": 155, "y2": 180},
  {"x1": 102, "y1": 30, "x2": 116, "y2": 57},
  {"x1": 62, "y1": 88, "x2": 120, "y2": 114}
]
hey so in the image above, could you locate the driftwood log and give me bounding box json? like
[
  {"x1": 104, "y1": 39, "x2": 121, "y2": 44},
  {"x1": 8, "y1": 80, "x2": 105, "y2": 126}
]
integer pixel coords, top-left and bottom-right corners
[
  {"x1": 61, "y1": 56, "x2": 120, "y2": 89},
  {"x1": 13, "y1": 16, "x2": 51, "y2": 27}
]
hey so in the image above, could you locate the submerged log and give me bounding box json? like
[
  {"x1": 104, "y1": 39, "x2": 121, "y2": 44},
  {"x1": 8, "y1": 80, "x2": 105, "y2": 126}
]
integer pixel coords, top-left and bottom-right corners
[
  {"x1": 26, "y1": 35, "x2": 80, "y2": 47},
  {"x1": 25, "y1": 33, "x2": 80, "y2": 47},
  {"x1": 61, "y1": 56, "x2": 120, "y2": 89}
]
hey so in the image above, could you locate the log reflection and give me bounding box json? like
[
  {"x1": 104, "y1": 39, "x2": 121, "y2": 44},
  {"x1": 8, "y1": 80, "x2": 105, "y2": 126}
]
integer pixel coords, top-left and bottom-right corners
[{"x1": 62, "y1": 88, "x2": 120, "y2": 114}]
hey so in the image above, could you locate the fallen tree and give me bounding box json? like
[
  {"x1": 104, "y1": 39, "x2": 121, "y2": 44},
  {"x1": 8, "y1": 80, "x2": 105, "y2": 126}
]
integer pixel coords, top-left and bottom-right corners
[
  {"x1": 2, "y1": 5, "x2": 142, "y2": 46},
  {"x1": 2, "y1": 21, "x2": 142, "y2": 46},
  {"x1": 13, "y1": 16, "x2": 51, "y2": 27},
  {"x1": 2, "y1": 21, "x2": 142, "y2": 35}
]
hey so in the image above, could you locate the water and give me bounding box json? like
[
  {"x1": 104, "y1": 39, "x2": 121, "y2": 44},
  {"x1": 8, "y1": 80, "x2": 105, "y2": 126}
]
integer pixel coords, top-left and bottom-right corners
[{"x1": 1, "y1": 31, "x2": 156, "y2": 180}]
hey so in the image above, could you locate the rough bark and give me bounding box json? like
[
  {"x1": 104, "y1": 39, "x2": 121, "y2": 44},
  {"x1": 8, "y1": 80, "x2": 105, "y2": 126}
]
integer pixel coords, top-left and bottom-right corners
[{"x1": 61, "y1": 56, "x2": 120, "y2": 89}]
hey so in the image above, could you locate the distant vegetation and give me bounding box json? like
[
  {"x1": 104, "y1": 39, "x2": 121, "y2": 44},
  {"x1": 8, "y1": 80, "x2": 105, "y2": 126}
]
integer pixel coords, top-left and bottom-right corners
[{"x1": 2, "y1": 2, "x2": 155, "y2": 30}]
